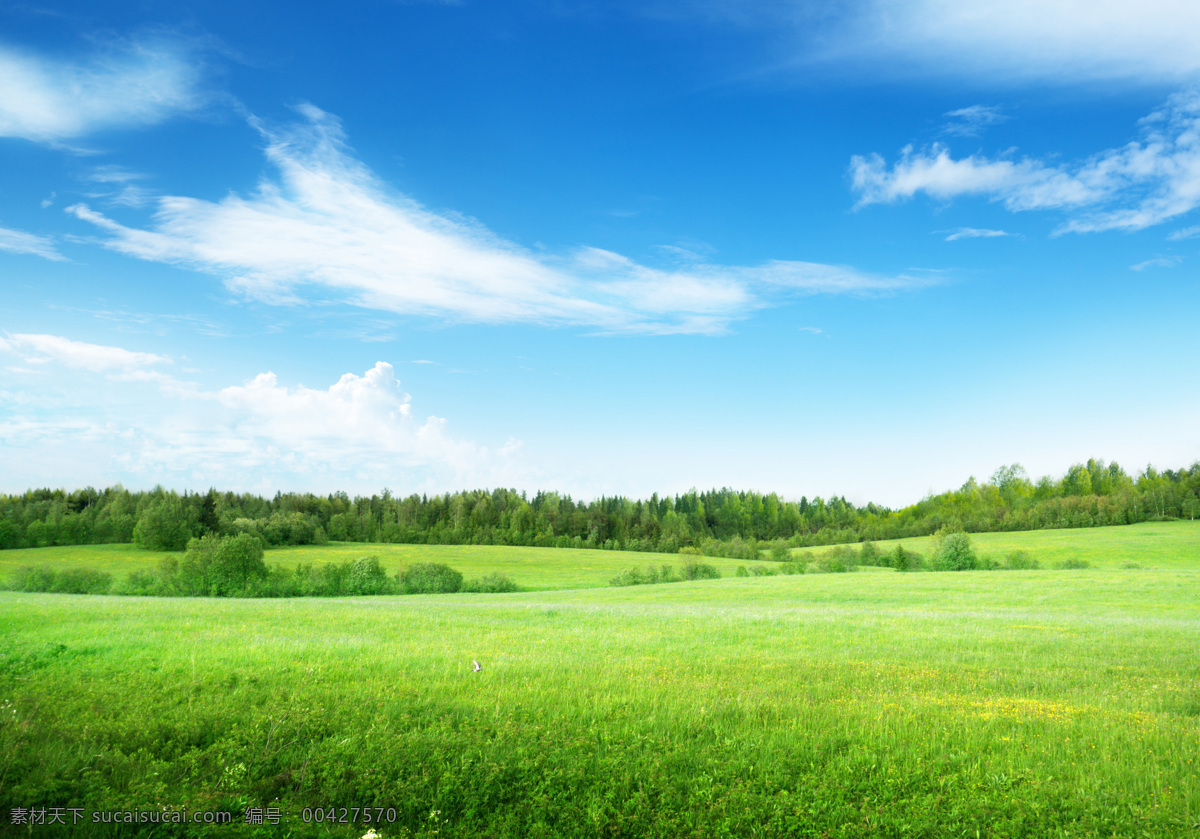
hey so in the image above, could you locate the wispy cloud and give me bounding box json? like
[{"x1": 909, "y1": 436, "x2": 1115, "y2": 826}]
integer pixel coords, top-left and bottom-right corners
[
  {"x1": 942, "y1": 105, "x2": 1007, "y2": 138},
  {"x1": 0, "y1": 332, "x2": 170, "y2": 372},
  {"x1": 943, "y1": 227, "x2": 1011, "y2": 241},
  {"x1": 0, "y1": 225, "x2": 66, "y2": 261},
  {"x1": 1168, "y1": 224, "x2": 1200, "y2": 240},
  {"x1": 0, "y1": 37, "x2": 206, "y2": 144},
  {"x1": 1130, "y1": 256, "x2": 1181, "y2": 271},
  {"x1": 852, "y1": 90, "x2": 1200, "y2": 234},
  {"x1": 809, "y1": 0, "x2": 1200, "y2": 85},
  {"x1": 69, "y1": 105, "x2": 926, "y2": 335}
]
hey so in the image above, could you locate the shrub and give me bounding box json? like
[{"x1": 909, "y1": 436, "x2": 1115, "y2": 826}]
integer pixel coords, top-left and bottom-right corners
[
  {"x1": 1004, "y1": 550, "x2": 1040, "y2": 570},
  {"x1": 736, "y1": 566, "x2": 749, "y2": 577},
  {"x1": 52, "y1": 568, "x2": 112, "y2": 594},
  {"x1": 768, "y1": 541, "x2": 792, "y2": 562},
  {"x1": 749, "y1": 565, "x2": 777, "y2": 577},
  {"x1": 811, "y1": 544, "x2": 857, "y2": 573},
  {"x1": 610, "y1": 567, "x2": 647, "y2": 587},
  {"x1": 400, "y1": 563, "x2": 463, "y2": 594},
  {"x1": 461, "y1": 573, "x2": 520, "y2": 593},
  {"x1": 345, "y1": 556, "x2": 392, "y2": 595},
  {"x1": 680, "y1": 560, "x2": 720, "y2": 581},
  {"x1": 8, "y1": 566, "x2": 56, "y2": 592},
  {"x1": 933, "y1": 531, "x2": 977, "y2": 571},
  {"x1": 858, "y1": 541, "x2": 881, "y2": 566},
  {"x1": 178, "y1": 533, "x2": 268, "y2": 596},
  {"x1": 1056, "y1": 558, "x2": 1092, "y2": 570}
]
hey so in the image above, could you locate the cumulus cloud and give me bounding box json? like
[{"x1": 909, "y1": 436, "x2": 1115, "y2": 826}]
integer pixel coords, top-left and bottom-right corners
[
  {"x1": 0, "y1": 332, "x2": 170, "y2": 371},
  {"x1": 0, "y1": 345, "x2": 521, "y2": 492},
  {"x1": 68, "y1": 105, "x2": 924, "y2": 336},
  {"x1": 0, "y1": 37, "x2": 205, "y2": 144},
  {"x1": 852, "y1": 90, "x2": 1200, "y2": 233},
  {"x1": 0, "y1": 226, "x2": 66, "y2": 261}
]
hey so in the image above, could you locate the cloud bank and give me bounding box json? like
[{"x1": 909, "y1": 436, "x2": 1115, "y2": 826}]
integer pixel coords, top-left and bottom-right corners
[
  {"x1": 0, "y1": 333, "x2": 520, "y2": 492},
  {"x1": 69, "y1": 105, "x2": 922, "y2": 335},
  {"x1": 851, "y1": 90, "x2": 1200, "y2": 233}
]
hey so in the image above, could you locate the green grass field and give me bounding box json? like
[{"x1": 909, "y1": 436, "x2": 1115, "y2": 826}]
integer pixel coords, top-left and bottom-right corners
[
  {"x1": 0, "y1": 542, "x2": 761, "y2": 591},
  {"x1": 791, "y1": 520, "x2": 1200, "y2": 569},
  {"x1": 1, "y1": 522, "x2": 1198, "y2": 837}
]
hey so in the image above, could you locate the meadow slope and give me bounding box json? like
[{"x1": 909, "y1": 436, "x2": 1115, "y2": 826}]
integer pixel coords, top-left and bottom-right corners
[{"x1": 1, "y1": 524, "x2": 1198, "y2": 837}]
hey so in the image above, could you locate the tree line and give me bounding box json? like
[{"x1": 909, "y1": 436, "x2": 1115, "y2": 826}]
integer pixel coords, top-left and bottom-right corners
[{"x1": 1, "y1": 458, "x2": 1197, "y2": 555}]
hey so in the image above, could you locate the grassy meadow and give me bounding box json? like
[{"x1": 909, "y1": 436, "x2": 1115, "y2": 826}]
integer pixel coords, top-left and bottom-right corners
[
  {"x1": 790, "y1": 520, "x2": 1200, "y2": 570},
  {"x1": 1, "y1": 522, "x2": 1198, "y2": 837},
  {"x1": 0, "y1": 543, "x2": 762, "y2": 592}
]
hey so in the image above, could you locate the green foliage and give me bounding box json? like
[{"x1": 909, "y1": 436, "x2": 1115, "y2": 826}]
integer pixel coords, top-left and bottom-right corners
[
  {"x1": 680, "y1": 559, "x2": 720, "y2": 580},
  {"x1": 933, "y1": 531, "x2": 977, "y2": 571},
  {"x1": 461, "y1": 572, "x2": 520, "y2": 593},
  {"x1": 810, "y1": 544, "x2": 858, "y2": 573},
  {"x1": 611, "y1": 560, "x2": 718, "y2": 586},
  {"x1": 736, "y1": 565, "x2": 749, "y2": 577},
  {"x1": 1004, "y1": 549, "x2": 1040, "y2": 570},
  {"x1": 1056, "y1": 557, "x2": 1092, "y2": 569},
  {"x1": 888, "y1": 543, "x2": 923, "y2": 572},
  {"x1": 344, "y1": 555, "x2": 391, "y2": 595},
  {"x1": 857, "y1": 540, "x2": 881, "y2": 565},
  {"x1": 400, "y1": 562, "x2": 463, "y2": 594},
  {"x1": 133, "y1": 494, "x2": 195, "y2": 551},
  {"x1": 768, "y1": 541, "x2": 792, "y2": 561},
  {"x1": 4, "y1": 565, "x2": 112, "y2": 594},
  {"x1": 178, "y1": 533, "x2": 268, "y2": 595}
]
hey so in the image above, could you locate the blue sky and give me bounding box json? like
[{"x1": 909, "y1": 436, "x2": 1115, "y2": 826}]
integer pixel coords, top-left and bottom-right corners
[{"x1": 1, "y1": 0, "x2": 1198, "y2": 507}]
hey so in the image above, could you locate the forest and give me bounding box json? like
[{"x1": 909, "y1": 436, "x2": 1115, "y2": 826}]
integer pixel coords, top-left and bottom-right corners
[{"x1": 1, "y1": 458, "x2": 1197, "y2": 558}]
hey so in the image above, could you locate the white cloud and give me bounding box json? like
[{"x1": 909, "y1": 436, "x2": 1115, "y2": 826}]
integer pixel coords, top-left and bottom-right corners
[
  {"x1": 1130, "y1": 256, "x2": 1181, "y2": 271},
  {"x1": 0, "y1": 38, "x2": 205, "y2": 144},
  {"x1": 942, "y1": 106, "x2": 1007, "y2": 138},
  {"x1": 0, "y1": 347, "x2": 523, "y2": 493},
  {"x1": 0, "y1": 225, "x2": 66, "y2": 261},
  {"x1": 0, "y1": 332, "x2": 170, "y2": 371},
  {"x1": 943, "y1": 227, "x2": 1011, "y2": 241},
  {"x1": 852, "y1": 90, "x2": 1200, "y2": 234},
  {"x1": 69, "y1": 105, "x2": 924, "y2": 336},
  {"x1": 823, "y1": 0, "x2": 1200, "y2": 85},
  {"x1": 1168, "y1": 224, "x2": 1200, "y2": 240}
]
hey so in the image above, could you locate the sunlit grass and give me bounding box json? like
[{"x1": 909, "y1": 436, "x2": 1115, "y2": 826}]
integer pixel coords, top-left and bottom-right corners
[
  {"x1": 792, "y1": 520, "x2": 1200, "y2": 569},
  {"x1": 2, "y1": 562, "x2": 1197, "y2": 837}
]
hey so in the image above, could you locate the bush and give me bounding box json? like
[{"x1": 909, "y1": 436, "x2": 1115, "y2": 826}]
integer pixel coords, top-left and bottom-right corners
[
  {"x1": 1004, "y1": 550, "x2": 1040, "y2": 570},
  {"x1": 811, "y1": 544, "x2": 857, "y2": 573},
  {"x1": 858, "y1": 541, "x2": 881, "y2": 566},
  {"x1": 680, "y1": 560, "x2": 720, "y2": 581},
  {"x1": 768, "y1": 541, "x2": 792, "y2": 562},
  {"x1": 52, "y1": 568, "x2": 112, "y2": 594},
  {"x1": 1056, "y1": 558, "x2": 1092, "y2": 570},
  {"x1": 933, "y1": 531, "x2": 977, "y2": 571},
  {"x1": 345, "y1": 556, "x2": 392, "y2": 595},
  {"x1": 178, "y1": 533, "x2": 268, "y2": 596},
  {"x1": 888, "y1": 543, "x2": 922, "y2": 572},
  {"x1": 400, "y1": 563, "x2": 463, "y2": 594},
  {"x1": 736, "y1": 566, "x2": 749, "y2": 577},
  {"x1": 749, "y1": 565, "x2": 777, "y2": 577},
  {"x1": 461, "y1": 572, "x2": 520, "y2": 593}
]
